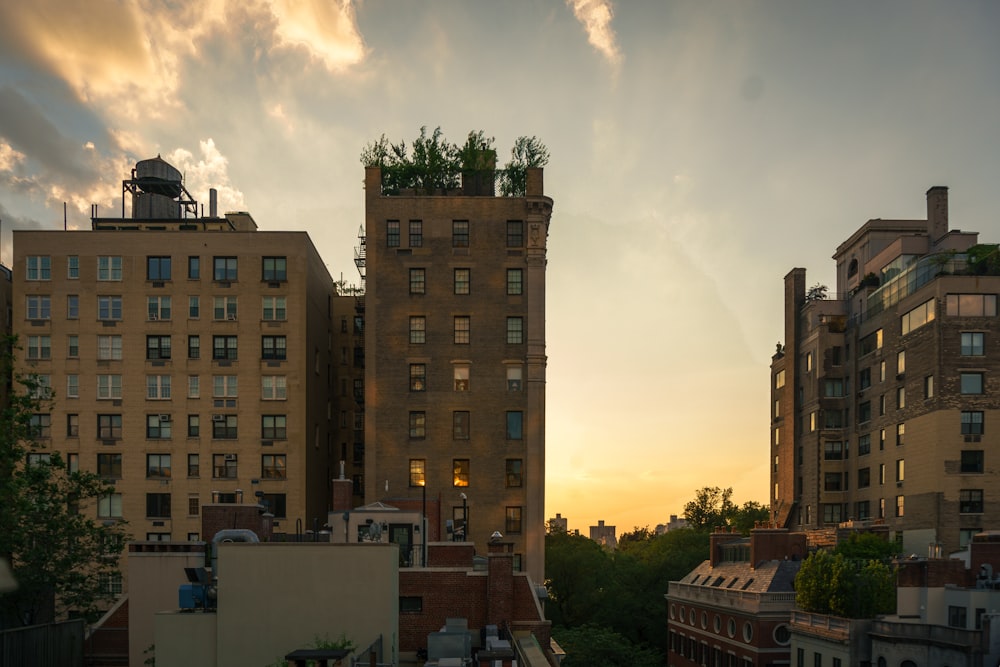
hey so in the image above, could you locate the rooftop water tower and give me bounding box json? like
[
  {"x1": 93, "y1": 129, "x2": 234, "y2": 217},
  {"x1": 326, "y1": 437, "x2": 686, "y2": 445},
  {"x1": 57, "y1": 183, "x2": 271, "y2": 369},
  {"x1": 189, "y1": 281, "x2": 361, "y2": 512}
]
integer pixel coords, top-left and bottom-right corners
[{"x1": 122, "y1": 155, "x2": 198, "y2": 219}]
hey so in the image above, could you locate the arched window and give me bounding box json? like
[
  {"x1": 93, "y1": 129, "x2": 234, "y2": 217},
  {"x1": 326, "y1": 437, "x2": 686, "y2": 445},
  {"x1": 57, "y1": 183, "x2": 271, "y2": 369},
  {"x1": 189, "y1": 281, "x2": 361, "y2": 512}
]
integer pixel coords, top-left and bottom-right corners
[{"x1": 848, "y1": 258, "x2": 859, "y2": 277}]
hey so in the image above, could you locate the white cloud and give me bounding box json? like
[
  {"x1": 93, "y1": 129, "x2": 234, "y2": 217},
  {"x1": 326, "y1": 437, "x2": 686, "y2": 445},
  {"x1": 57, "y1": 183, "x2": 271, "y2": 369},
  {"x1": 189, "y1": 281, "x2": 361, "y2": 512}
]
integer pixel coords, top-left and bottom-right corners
[
  {"x1": 0, "y1": 141, "x2": 26, "y2": 172},
  {"x1": 270, "y1": 0, "x2": 367, "y2": 72},
  {"x1": 166, "y1": 139, "x2": 246, "y2": 215},
  {"x1": 566, "y1": 0, "x2": 623, "y2": 68}
]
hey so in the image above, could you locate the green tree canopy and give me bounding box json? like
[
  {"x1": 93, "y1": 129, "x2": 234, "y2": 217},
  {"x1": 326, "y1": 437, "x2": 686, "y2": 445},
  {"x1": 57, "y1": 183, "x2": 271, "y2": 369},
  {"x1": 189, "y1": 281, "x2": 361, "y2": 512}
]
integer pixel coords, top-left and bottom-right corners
[
  {"x1": 683, "y1": 487, "x2": 770, "y2": 533},
  {"x1": 794, "y1": 548, "x2": 895, "y2": 618},
  {"x1": 554, "y1": 625, "x2": 662, "y2": 667},
  {"x1": 0, "y1": 341, "x2": 129, "y2": 625}
]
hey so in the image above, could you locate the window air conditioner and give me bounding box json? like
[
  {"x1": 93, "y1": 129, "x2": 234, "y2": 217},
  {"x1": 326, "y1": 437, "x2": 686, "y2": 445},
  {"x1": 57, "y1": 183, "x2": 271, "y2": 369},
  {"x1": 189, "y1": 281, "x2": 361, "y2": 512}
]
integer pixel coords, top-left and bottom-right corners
[
  {"x1": 212, "y1": 414, "x2": 225, "y2": 422},
  {"x1": 227, "y1": 314, "x2": 237, "y2": 321},
  {"x1": 148, "y1": 314, "x2": 158, "y2": 321},
  {"x1": 159, "y1": 414, "x2": 171, "y2": 422},
  {"x1": 224, "y1": 454, "x2": 237, "y2": 461}
]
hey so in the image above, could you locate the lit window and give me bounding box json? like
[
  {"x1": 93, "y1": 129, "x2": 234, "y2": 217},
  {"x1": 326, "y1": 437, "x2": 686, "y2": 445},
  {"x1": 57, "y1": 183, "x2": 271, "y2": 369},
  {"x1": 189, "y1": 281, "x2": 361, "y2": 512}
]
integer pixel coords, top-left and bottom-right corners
[
  {"x1": 409, "y1": 459, "x2": 426, "y2": 487},
  {"x1": 453, "y1": 459, "x2": 470, "y2": 487},
  {"x1": 897, "y1": 350, "x2": 906, "y2": 374},
  {"x1": 924, "y1": 375, "x2": 934, "y2": 399},
  {"x1": 897, "y1": 387, "x2": 906, "y2": 409},
  {"x1": 454, "y1": 365, "x2": 469, "y2": 391},
  {"x1": 262, "y1": 454, "x2": 286, "y2": 479},
  {"x1": 896, "y1": 459, "x2": 905, "y2": 482},
  {"x1": 896, "y1": 423, "x2": 905, "y2": 446},
  {"x1": 147, "y1": 453, "x2": 172, "y2": 479},
  {"x1": 213, "y1": 454, "x2": 238, "y2": 478},
  {"x1": 901, "y1": 299, "x2": 935, "y2": 335},
  {"x1": 409, "y1": 364, "x2": 426, "y2": 391},
  {"x1": 507, "y1": 366, "x2": 522, "y2": 392}
]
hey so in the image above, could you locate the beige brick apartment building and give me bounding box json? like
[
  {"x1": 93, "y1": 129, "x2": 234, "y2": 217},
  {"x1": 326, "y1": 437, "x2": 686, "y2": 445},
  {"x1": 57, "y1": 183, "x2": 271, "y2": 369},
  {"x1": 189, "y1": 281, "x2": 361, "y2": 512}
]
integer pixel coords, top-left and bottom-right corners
[
  {"x1": 771, "y1": 186, "x2": 1000, "y2": 555},
  {"x1": 362, "y1": 165, "x2": 553, "y2": 584},
  {"x1": 12, "y1": 158, "x2": 338, "y2": 583}
]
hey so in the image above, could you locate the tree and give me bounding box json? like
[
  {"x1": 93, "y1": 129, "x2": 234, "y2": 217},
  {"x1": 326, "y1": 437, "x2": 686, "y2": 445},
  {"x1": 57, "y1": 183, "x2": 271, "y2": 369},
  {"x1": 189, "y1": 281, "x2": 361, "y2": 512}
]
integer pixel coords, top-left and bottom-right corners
[
  {"x1": 683, "y1": 487, "x2": 770, "y2": 533},
  {"x1": 500, "y1": 135, "x2": 550, "y2": 197},
  {"x1": 0, "y1": 341, "x2": 129, "y2": 625},
  {"x1": 553, "y1": 625, "x2": 662, "y2": 667},
  {"x1": 794, "y1": 548, "x2": 895, "y2": 618}
]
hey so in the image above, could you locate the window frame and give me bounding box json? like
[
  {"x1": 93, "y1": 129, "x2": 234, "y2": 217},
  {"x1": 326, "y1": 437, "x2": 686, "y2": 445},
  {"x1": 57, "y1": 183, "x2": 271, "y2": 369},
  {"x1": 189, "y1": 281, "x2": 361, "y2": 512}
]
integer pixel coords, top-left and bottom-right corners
[
  {"x1": 262, "y1": 256, "x2": 287, "y2": 282},
  {"x1": 146, "y1": 256, "x2": 172, "y2": 281},
  {"x1": 212, "y1": 256, "x2": 238, "y2": 281}
]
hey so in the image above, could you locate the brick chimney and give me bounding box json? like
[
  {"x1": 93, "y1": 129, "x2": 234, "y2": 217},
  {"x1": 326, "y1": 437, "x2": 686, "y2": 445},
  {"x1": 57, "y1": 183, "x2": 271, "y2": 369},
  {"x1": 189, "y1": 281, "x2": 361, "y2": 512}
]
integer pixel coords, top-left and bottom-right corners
[
  {"x1": 927, "y1": 185, "x2": 949, "y2": 244},
  {"x1": 331, "y1": 460, "x2": 354, "y2": 513},
  {"x1": 487, "y1": 540, "x2": 515, "y2": 627},
  {"x1": 749, "y1": 526, "x2": 806, "y2": 568},
  {"x1": 709, "y1": 527, "x2": 741, "y2": 567}
]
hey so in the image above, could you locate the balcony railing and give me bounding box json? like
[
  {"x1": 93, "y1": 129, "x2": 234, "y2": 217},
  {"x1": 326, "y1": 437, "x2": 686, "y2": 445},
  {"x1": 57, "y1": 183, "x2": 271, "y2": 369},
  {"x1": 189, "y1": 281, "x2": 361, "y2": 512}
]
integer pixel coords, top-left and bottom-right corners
[{"x1": 667, "y1": 581, "x2": 797, "y2": 613}]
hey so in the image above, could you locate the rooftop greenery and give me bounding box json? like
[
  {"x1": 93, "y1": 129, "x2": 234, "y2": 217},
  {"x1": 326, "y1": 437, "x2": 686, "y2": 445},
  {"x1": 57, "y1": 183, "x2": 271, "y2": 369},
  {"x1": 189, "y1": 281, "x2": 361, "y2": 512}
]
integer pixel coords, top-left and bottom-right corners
[{"x1": 360, "y1": 126, "x2": 549, "y2": 196}]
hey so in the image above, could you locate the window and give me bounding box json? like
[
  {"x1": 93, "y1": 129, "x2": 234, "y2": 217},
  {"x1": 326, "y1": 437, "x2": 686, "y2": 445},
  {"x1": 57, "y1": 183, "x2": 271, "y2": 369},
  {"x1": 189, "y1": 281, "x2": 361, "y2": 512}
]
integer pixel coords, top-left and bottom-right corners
[
  {"x1": 453, "y1": 459, "x2": 470, "y2": 487},
  {"x1": 67, "y1": 335, "x2": 78, "y2": 358},
  {"x1": 879, "y1": 394, "x2": 886, "y2": 416},
  {"x1": 896, "y1": 423, "x2": 905, "y2": 446},
  {"x1": 262, "y1": 376, "x2": 287, "y2": 400},
  {"x1": 946, "y1": 293, "x2": 997, "y2": 317},
  {"x1": 503, "y1": 268, "x2": 524, "y2": 296},
  {"x1": 212, "y1": 415, "x2": 238, "y2": 439},
  {"x1": 147, "y1": 414, "x2": 172, "y2": 438},
  {"x1": 188, "y1": 335, "x2": 200, "y2": 359},
  {"x1": 262, "y1": 336, "x2": 286, "y2": 360},
  {"x1": 859, "y1": 367, "x2": 871, "y2": 389},
  {"x1": 213, "y1": 453, "x2": 238, "y2": 478},
  {"x1": 26, "y1": 335, "x2": 51, "y2": 360},
  {"x1": 897, "y1": 387, "x2": 906, "y2": 409},
  {"x1": 408, "y1": 220, "x2": 423, "y2": 247},
  {"x1": 400, "y1": 596, "x2": 423, "y2": 613},
  {"x1": 858, "y1": 433, "x2": 871, "y2": 455},
  {"x1": 409, "y1": 316, "x2": 426, "y2": 344},
  {"x1": 452, "y1": 220, "x2": 469, "y2": 248},
  {"x1": 187, "y1": 376, "x2": 200, "y2": 398},
  {"x1": 505, "y1": 506, "x2": 523, "y2": 533},
  {"x1": 961, "y1": 372, "x2": 984, "y2": 395},
  {"x1": 962, "y1": 332, "x2": 985, "y2": 356},
  {"x1": 507, "y1": 317, "x2": 524, "y2": 344},
  {"x1": 67, "y1": 295, "x2": 79, "y2": 319},
  {"x1": 960, "y1": 489, "x2": 984, "y2": 514},
  {"x1": 860, "y1": 329, "x2": 883, "y2": 356},
  {"x1": 147, "y1": 296, "x2": 171, "y2": 320},
  {"x1": 386, "y1": 220, "x2": 400, "y2": 247},
  {"x1": 147, "y1": 256, "x2": 171, "y2": 280},
  {"x1": 897, "y1": 350, "x2": 906, "y2": 374},
  {"x1": 409, "y1": 411, "x2": 426, "y2": 439},
  {"x1": 506, "y1": 459, "x2": 523, "y2": 487},
  {"x1": 858, "y1": 467, "x2": 871, "y2": 488},
  {"x1": 823, "y1": 503, "x2": 843, "y2": 524},
  {"x1": 98, "y1": 335, "x2": 122, "y2": 360},
  {"x1": 507, "y1": 221, "x2": 523, "y2": 247},
  {"x1": 213, "y1": 296, "x2": 238, "y2": 320},
  {"x1": 97, "y1": 296, "x2": 122, "y2": 320},
  {"x1": 858, "y1": 401, "x2": 871, "y2": 423},
  {"x1": 450, "y1": 366, "x2": 468, "y2": 391},
  {"x1": 775, "y1": 369, "x2": 786, "y2": 389},
  {"x1": 409, "y1": 459, "x2": 426, "y2": 487},
  {"x1": 188, "y1": 454, "x2": 200, "y2": 477},
  {"x1": 901, "y1": 299, "x2": 935, "y2": 335},
  {"x1": 409, "y1": 364, "x2": 426, "y2": 391},
  {"x1": 97, "y1": 375, "x2": 123, "y2": 399},
  {"x1": 856, "y1": 500, "x2": 871, "y2": 521},
  {"x1": 409, "y1": 269, "x2": 426, "y2": 295},
  {"x1": 948, "y1": 605, "x2": 968, "y2": 629},
  {"x1": 146, "y1": 375, "x2": 171, "y2": 400},
  {"x1": 66, "y1": 375, "x2": 79, "y2": 398},
  {"x1": 67, "y1": 256, "x2": 79, "y2": 279},
  {"x1": 29, "y1": 375, "x2": 51, "y2": 400},
  {"x1": 507, "y1": 411, "x2": 523, "y2": 440},
  {"x1": 98, "y1": 414, "x2": 122, "y2": 439},
  {"x1": 147, "y1": 453, "x2": 172, "y2": 478},
  {"x1": 924, "y1": 375, "x2": 934, "y2": 398},
  {"x1": 67, "y1": 414, "x2": 79, "y2": 437},
  {"x1": 454, "y1": 269, "x2": 470, "y2": 295},
  {"x1": 961, "y1": 450, "x2": 984, "y2": 474},
  {"x1": 454, "y1": 316, "x2": 470, "y2": 344},
  {"x1": 805, "y1": 351, "x2": 813, "y2": 372},
  {"x1": 261, "y1": 296, "x2": 286, "y2": 321},
  {"x1": 98, "y1": 493, "x2": 123, "y2": 519},
  {"x1": 188, "y1": 256, "x2": 200, "y2": 279},
  {"x1": 962, "y1": 411, "x2": 984, "y2": 435},
  {"x1": 453, "y1": 411, "x2": 470, "y2": 440},
  {"x1": 896, "y1": 459, "x2": 905, "y2": 482},
  {"x1": 188, "y1": 415, "x2": 200, "y2": 437},
  {"x1": 97, "y1": 256, "x2": 122, "y2": 281},
  {"x1": 213, "y1": 336, "x2": 238, "y2": 360},
  {"x1": 146, "y1": 493, "x2": 171, "y2": 518},
  {"x1": 262, "y1": 454, "x2": 286, "y2": 479},
  {"x1": 97, "y1": 453, "x2": 122, "y2": 479},
  {"x1": 261, "y1": 415, "x2": 287, "y2": 439},
  {"x1": 262, "y1": 256, "x2": 287, "y2": 281},
  {"x1": 824, "y1": 473, "x2": 843, "y2": 492},
  {"x1": 213, "y1": 256, "x2": 237, "y2": 281},
  {"x1": 823, "y1": 441, "x2": 843, "y2": 460},
  {"x1": 212, "y1": 375, "x2": 238, "y2": 398},
  {"x1": 26, "y1": 295, "x2": 50, "y2": 320},
  {"x1": 260, "y1": 493, "x2": 286, "y2": 518},
  {"x1": 879, "y1": 463, "x2": 886, "y2": 485},
  {"x1": 507, "y1": 366, "x2": 523, "y2": 391},
  {"x1": 146, "y1": 335, "x2": 171, "y2": 360}
]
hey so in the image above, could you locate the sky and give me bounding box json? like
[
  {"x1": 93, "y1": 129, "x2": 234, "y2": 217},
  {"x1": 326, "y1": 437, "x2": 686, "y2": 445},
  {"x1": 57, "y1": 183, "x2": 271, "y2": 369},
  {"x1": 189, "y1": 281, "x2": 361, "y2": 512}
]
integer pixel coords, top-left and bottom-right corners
[{"x1": 1, "y1": 0, "x2": 999, "y2": 535}]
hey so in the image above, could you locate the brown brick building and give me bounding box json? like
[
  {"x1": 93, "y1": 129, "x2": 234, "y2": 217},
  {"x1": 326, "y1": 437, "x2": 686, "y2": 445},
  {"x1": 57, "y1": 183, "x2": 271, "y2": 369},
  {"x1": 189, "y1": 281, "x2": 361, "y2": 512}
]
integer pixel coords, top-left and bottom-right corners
[
  {"x1": 12, "y1": 157, "x2": 339, "y2": 594},
  {"x1": 362, "y1": 165, "x2": 553, "y2": 584},
  {"x1": 771, "y1": 186, "x2": 1000, "y2": 555}
]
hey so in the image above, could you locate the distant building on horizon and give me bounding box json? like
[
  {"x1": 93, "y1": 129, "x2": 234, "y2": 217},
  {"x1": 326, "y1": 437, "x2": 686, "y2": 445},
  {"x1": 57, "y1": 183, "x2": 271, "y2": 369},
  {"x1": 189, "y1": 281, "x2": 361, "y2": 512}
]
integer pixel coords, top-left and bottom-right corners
[
  {"x1": 548, "y1": 512, "x2": 568, "y2": 533},
  {"x1": 657, "y1": 514, "x2": 689, "y2": 534},
  {"x1": 590, "y1": 520, "x2": 617, "y2": 549},
  {"x1": 771, "y1": 186, "x2": 1000, "y2": 555}
]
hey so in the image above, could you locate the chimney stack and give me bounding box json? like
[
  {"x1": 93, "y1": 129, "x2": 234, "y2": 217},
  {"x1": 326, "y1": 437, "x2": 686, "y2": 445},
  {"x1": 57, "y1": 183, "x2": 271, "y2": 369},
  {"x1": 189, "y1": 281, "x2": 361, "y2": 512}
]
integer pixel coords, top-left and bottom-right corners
[
  {"x1": 927, "y1": 185, "x2": 949, "y2": 244},
  {"x1": 209, "y1": 188, "x2": 218, "y2": 218}
]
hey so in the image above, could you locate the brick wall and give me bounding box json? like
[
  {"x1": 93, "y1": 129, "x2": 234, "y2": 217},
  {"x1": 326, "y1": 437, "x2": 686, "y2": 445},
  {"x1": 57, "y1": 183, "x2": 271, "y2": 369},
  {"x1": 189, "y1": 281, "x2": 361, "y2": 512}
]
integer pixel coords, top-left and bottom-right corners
[{"x1": 201, "y1": 503, "x2": 271, "y2": 543}]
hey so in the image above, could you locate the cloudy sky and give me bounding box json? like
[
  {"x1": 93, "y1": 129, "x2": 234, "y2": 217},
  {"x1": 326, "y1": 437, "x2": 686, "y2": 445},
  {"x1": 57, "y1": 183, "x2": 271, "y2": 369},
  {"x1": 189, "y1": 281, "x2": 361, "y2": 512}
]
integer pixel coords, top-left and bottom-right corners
[{"x1": 2, "y1": 0, "x2": 999, "y2": 534}]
